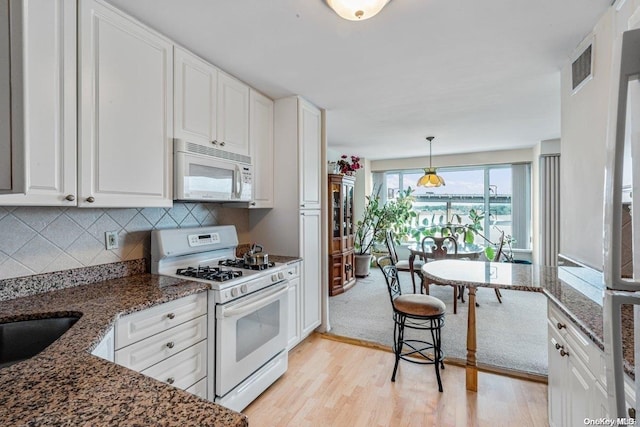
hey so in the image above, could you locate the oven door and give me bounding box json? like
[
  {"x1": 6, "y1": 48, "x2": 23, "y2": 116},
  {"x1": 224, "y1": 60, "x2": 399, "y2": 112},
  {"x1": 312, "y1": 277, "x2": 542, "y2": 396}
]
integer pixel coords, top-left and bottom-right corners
[{"x1": 215, "y1": 281, "x2": 288, "y2": 397}]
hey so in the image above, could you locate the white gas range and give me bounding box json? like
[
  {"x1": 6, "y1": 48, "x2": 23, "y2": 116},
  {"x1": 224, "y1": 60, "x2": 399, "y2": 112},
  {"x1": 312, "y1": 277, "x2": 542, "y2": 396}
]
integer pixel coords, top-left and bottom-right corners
[{"x1": 151, "y1": 225, "x2": 289, "y2": 412}]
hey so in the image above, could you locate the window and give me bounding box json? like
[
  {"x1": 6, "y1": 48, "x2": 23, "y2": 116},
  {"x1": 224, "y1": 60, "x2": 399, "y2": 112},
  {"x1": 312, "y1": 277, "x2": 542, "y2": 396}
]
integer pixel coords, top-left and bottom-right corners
[{"x1": 378, "y1": 163, "x2": 531, "y2": 249}]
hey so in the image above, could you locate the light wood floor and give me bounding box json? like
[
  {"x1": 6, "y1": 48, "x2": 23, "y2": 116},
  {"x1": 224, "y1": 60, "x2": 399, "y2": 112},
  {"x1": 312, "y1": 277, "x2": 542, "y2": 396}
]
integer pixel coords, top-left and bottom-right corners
[{"x1": 243, "y1": 334, "x2": 549, "y2": 427}]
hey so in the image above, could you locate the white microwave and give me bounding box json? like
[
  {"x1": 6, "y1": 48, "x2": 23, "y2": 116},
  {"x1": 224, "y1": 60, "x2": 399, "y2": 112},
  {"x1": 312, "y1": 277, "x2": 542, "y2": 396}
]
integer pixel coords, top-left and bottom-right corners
[{"x1": 174, "y1": 140, "x2": 252, "y2": 202}]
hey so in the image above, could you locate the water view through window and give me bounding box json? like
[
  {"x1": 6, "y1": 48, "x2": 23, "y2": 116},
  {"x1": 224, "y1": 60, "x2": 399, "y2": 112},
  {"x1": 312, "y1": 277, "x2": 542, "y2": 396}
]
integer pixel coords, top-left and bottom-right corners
[{"x1": 382, "y1": 164, "x2": 530, "y2": 249}]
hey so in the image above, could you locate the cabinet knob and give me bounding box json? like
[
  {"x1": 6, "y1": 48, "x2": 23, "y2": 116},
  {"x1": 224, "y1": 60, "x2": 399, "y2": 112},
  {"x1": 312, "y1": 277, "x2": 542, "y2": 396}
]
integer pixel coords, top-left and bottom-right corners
[
  {"x1": 629, "y1": 407, "x2": 636, "y2": 419},
  {"x1": 250, "y1": 202, "x2": 256, "y2": 206},
  {"x1": 559, "y1": 349, "x2": 569, "y2": 357},
  {"x1": 86, "y1": 196, "x2": 95, "y2": 203},
  {"x1": 166, "y1": 341, "x2": 175, "y2": 349},
  {"x1": 166, "y1": 377, "x2": 175, "y2": 384},
  {"x1": 65, "y1": 194, "x2": 75, "y2": 202},
  {"x1": 300, "y1": 204, "x2": 305, "y2": 207},
  {"x1": 556, "y1": 322, "x2": 566, "y2": 330},
  {"x1": 220, "y1": 141, "x2": 226, "y2": 147},
  {"x1": 554, "y1": 343, "x2": 562, "y2": 350},
  {"x1": 211, "y1": 140, "x2": 218, "y2": 145},
  {"x1": 167, "y1": 313, "x2": 175, "y2": 320}
]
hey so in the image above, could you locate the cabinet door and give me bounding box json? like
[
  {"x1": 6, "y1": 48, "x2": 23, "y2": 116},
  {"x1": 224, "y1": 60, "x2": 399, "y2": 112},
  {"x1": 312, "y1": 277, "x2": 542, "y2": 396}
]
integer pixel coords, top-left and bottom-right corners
[
  {"x1": 548, "y1": 325, "x2": 565, "y2": 427},
  {"x1": 300, "y1": 210, "x2": 322, "y2": 336},
  {"x1": 217, "y1": 72, "x2": 249, "y2": 155},
  {"x1": 287, "y1": 275, "x2": 300, "y2": 350},
  {"x1": 1, "y1": 0, "x2": 76, "y2": 205},
  {"x1": 0, "y1": 0, "x2": 13, "y2": 192},
  {"x1": 298, "y1": 99, "x2": 322, "y2": 209},
  {"x1": 78, "y1": 0, "x2": 172, "y2": 208},
  {"x1": 249, "y1": 89, "x2": 274, "y2": 208},
  {"x1": 566, "y1": 351, "x2": 596, "y2": 426},
  {"x1": 174, "y1": 46, "x2": 217, "y2": 148}
]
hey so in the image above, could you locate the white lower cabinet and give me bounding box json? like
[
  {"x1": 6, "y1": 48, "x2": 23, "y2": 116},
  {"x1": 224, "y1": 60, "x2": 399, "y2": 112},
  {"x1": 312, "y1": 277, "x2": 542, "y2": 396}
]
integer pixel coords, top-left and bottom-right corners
[
  {"x1": 286, "y1": 262, "x2": 301, "y2": 350},
  {"x1": 91, "y1": 327, "x2": 114, "y2": 363},
  {"x1": 547, "y1": 302, "x2": 636, "y2": 426},
  {"x1": 114, "y1": 293, "x2": 207, "y2": 398},
  {"x1": 300, "y1": 211, "x2": 322, "y2": 337}
]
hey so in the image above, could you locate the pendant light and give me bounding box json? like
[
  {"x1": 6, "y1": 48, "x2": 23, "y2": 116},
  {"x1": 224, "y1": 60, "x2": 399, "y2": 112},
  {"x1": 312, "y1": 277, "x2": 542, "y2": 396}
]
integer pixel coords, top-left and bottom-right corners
[
  {"x1": 325, "y1": 0, "x2": 391, "y2": 21},
  {"x1": 417, "y1": 137, "x2": 445, "y2": 187}
]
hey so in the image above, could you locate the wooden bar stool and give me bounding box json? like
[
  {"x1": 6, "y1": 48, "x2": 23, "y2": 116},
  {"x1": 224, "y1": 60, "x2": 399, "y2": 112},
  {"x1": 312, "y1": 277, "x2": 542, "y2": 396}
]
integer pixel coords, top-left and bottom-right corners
[{"x1": 377, "y1": 256, "x2": 446, "y2": 392}]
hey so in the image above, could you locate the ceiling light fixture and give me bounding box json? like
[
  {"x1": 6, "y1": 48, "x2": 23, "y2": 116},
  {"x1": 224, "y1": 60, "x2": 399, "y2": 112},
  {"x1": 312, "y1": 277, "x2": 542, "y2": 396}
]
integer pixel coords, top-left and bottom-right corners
[
  {"x1": 417, "y1": 137, "x2": 445, "y2": 188},
  {"x1": 325, "y1": 0, "x2": 391, "y2": 21}
]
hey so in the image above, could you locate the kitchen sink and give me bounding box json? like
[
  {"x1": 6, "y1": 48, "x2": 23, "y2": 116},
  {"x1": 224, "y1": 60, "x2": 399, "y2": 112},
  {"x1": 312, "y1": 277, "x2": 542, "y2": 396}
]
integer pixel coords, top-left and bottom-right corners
[{"x1": 0, "y1": 315, "x2": 81, "y2": 369}]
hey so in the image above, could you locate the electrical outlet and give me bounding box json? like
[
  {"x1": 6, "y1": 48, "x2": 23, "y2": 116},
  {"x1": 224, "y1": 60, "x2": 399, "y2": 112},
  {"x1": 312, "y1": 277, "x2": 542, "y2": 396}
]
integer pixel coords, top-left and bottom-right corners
[{"x1": 105, "y1": 231, "x2": 118, "y2": 250}]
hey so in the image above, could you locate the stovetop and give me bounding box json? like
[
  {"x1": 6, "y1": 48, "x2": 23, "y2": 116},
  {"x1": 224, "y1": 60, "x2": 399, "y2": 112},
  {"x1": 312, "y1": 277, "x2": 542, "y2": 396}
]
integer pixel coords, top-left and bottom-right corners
[
  {"x1": 175, "y1": 266, "x2": 244, "y2": 282},
  {"x1": 218, "y1": 259, "x2": 276, "y2": 271}
]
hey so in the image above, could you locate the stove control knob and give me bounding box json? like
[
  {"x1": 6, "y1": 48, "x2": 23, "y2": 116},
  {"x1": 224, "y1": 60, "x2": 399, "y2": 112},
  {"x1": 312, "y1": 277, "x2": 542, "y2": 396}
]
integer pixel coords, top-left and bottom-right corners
[
  {"x1": 231, "y1": 288, "x2": 239, "y2": 297},
  {"x1": 278, "y1": 272, "x2": 285, "y2": 280},
  {"x1": 241, "y1": 284, "x2": 248, "y2": 294},
  {"x1": 271, "y1": 274, "x2": 278, "y2": 282}
]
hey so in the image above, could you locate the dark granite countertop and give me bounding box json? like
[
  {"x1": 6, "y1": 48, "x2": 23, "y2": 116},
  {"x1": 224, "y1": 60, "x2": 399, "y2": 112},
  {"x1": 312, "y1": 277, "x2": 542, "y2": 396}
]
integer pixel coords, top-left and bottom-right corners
[
  {"x1": 423, "y1": 258, "x2": 634, "y2": 379},
  {"x1": 0, "y1": 273, "x2": 248, "y2": 427}
]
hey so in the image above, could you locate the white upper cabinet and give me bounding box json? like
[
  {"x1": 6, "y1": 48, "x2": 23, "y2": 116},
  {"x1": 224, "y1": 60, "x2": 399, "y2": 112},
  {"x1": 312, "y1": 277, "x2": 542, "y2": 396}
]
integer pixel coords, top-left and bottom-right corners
[
  {"x1": 78, "y1": 0, "x2": 173, "y2": 208},
  {"x1": 249, "y1": 89, "x2": 274, "y2": 208},
  {"x1": 217, "y1": 72, "x2": 250, "y2": 155},
  {"x1": 174, "y1": 49, "x2": 249, "y2": 156},
  {"x1": 299, "y1": 99, "x2": 322, "y2": 210},
  {"x1": 174, "y1": 46, "x2": 218, "y2": 148},
  {"x1": 0, "y1": 0, "x2": 13, "y2": 193},
  {"x1": 0, "y1": 0, "x2": 76, "y2": 204}
]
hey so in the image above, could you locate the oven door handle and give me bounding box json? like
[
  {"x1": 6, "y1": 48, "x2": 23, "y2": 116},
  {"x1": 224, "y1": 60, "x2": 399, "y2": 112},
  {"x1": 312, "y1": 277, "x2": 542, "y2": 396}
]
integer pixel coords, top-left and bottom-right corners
[{"x1": 220, "y1": 283, "x2": 288, "y2": 318}]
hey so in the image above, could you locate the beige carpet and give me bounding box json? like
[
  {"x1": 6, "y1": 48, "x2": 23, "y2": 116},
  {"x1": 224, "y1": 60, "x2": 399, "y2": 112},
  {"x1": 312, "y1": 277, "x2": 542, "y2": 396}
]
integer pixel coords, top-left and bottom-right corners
[{"x1": 328, "y1": 267, "x2": 548, "y2": 375}]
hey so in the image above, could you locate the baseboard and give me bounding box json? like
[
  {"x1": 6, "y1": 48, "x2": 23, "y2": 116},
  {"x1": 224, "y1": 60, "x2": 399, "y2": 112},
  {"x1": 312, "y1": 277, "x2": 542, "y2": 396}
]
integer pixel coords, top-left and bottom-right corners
[{"x1": 319, "y1": 332, "x2": 548, "y2": 385}]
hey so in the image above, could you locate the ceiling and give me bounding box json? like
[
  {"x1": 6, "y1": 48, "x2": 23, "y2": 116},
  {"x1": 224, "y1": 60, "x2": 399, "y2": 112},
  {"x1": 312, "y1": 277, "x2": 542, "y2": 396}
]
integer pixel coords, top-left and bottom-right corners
[{"x1": 106, "y1": 0, "x2": 612, "y2": 160}]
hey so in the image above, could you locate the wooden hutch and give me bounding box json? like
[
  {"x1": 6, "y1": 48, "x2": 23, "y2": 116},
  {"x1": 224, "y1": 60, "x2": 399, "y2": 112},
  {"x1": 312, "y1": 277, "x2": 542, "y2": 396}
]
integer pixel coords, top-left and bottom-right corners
[{"x1": 328, "y1": 173, "x2": 356, "y2": 296}]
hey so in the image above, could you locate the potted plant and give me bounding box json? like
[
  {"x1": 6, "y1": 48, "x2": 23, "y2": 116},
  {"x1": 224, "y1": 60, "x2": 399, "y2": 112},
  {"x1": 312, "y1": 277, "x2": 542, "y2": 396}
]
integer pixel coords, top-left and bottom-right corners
[
  {"x1": 353, "y1": 188, "x2": 415, "y2": 277},
  {"x1": 409, "y1": 208, "x2": 514, "y2": 261}
]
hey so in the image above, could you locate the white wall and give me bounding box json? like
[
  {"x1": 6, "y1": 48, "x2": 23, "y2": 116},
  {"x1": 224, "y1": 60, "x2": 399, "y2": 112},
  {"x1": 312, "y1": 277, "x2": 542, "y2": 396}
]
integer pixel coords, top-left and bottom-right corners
[
  {"x1": 560, "y1": 0, "x2": 640, "y2": 270},
  {"x1": 370, "y1": 147, "x2": 534, "y2": 172}
]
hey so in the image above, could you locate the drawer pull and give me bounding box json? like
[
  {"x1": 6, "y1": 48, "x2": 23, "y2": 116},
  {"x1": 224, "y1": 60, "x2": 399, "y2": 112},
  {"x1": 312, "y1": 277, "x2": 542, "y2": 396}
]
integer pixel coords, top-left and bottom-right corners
[
  {"x1": 167, "y1": 313, "x2": 175, "y2": 320},
  {"x1": 166, "y1": 341, "x2": 175, "y2": 349},
  {"x1": 556, "y1": 322, "x2": 566, "y2": 330},
  {"x1": 560, "y1": 349, "x2": 569, "y2": 357},
  {"x1": 554, "y1": 343, "x2": 562, "y2": 350},
  {"x1": 167, "y1": 377, "x2": 175, "y2": 384}
]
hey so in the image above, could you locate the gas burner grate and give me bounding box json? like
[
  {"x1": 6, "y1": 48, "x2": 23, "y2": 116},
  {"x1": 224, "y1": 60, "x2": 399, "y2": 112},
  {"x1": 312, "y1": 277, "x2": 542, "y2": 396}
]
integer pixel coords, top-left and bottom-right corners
[
  {"x1": 218, "y1": 259, "x2": 276, "y2": 270},
  {"x1": 176, "y1": 266, "x2": 243, "y2": 282}
]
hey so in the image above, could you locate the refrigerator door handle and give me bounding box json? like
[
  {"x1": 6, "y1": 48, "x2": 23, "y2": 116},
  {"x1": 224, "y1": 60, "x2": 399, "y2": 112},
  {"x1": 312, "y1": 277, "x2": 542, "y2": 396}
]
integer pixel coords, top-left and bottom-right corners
[{"x1": 603, "y1": 290, "x2": 640, "y2": 418}]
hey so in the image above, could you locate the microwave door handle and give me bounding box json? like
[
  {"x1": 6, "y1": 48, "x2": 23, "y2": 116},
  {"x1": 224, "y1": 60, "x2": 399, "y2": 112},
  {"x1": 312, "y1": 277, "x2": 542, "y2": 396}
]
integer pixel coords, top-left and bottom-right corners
[{"x1": 235, "y1": 165, "x2": 242, "y2": 199}]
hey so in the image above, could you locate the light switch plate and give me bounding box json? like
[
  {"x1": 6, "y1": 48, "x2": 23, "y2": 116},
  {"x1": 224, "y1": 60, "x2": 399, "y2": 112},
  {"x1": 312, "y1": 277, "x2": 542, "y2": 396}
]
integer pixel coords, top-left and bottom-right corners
[{"x1": 105, "y1": 231, "x2": 119, "y2": 250}]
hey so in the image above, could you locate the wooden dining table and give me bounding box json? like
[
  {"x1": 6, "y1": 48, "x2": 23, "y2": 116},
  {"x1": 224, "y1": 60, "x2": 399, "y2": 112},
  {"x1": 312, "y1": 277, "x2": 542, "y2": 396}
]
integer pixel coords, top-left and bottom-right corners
[{"x1": 421, "y1": 259, "x2": 548, "y2": 392}]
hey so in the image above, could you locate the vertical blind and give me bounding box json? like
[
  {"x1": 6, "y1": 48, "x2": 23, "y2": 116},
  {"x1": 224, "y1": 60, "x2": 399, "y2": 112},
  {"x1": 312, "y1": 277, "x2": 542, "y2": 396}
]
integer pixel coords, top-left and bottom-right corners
[{"x1": 540, "y1": 154, "x2": 560, "y2": 266}]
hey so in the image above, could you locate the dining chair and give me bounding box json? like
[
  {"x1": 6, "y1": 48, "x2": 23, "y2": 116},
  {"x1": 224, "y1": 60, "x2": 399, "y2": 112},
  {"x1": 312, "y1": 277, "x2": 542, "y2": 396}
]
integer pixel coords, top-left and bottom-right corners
[
  {"x1": 420, "y1": 235, "x2": 462, "y2": 314},
  {"x1": 384, "y1": 230, "x2": 424, "y2": 293},
  {"x1": 376, "y1": 256, "x2": 446, "y2": 392},
  {"x1": 491, "y1": 232, "x2": 506, "y2": 304}
]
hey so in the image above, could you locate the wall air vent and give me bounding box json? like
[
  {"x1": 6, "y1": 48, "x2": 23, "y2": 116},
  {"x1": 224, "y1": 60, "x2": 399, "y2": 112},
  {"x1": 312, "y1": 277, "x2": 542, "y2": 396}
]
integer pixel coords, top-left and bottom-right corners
[{"x1": 571, "y1": 43, "x2": 593, "y2": 92}]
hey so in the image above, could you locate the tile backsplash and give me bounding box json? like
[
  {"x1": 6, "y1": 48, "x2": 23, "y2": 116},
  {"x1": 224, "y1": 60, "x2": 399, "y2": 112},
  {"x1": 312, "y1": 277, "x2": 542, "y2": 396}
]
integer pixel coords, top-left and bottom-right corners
[{"x1": 0, "y1": 203, "x2": 249, "y2": 280}]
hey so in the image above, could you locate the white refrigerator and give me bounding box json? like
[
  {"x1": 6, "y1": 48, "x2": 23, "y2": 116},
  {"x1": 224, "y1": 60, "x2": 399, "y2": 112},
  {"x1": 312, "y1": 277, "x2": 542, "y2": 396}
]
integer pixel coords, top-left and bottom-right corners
[{"x1": 603, "y1": 26, "x2": 640, "y2": 418}]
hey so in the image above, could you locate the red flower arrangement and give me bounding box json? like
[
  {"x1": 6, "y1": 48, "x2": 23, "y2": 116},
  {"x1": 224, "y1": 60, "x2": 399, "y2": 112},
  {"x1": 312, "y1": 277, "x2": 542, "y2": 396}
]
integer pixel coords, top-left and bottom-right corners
[{"x1": 336, "y1": 155, "x2": 361, "y2": 175}]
